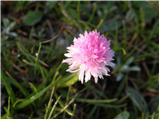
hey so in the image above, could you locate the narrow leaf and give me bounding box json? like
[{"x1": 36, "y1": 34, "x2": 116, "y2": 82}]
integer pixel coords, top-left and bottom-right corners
[
  {"x1": 23, "y1": 11, "x2": 43, "y2": 26},
  {"x1": 55, "y1": 74, "x2": 78, "y2": 88},
  {"x1": 1, "y1": 72, "x2": 16, "y2": 103},
  {"x1": 14, "y1": 85, "x2": 50, "y2": 109},
  {"x1": 127, "y1": 87, "x2": 149, "y2": 114}
]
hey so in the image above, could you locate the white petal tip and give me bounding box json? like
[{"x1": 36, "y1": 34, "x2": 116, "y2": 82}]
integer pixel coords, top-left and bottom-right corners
[{"x1": 94, "y1": 77, "x2": 98, "y2": 83}]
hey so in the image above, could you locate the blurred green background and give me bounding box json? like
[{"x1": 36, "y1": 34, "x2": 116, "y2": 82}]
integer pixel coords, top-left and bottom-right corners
[{"x1": 1, "y1": 1, "x2": 159, "y2": 119}]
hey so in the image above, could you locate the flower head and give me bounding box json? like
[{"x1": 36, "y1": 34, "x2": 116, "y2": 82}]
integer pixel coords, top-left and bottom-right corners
[{"x1": 63, "y1": 30, "x2": 115, "y2": 83}]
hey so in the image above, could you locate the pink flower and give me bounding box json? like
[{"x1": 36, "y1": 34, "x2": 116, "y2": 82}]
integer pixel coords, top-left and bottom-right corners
[{"x1": 63, "y1": 30, "x2": 115, "y2": 83}]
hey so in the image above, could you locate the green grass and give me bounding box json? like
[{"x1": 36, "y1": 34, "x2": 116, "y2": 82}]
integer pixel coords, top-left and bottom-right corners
[{"x1": 1, "y1": 1, "x2": 159, "y2": 119}]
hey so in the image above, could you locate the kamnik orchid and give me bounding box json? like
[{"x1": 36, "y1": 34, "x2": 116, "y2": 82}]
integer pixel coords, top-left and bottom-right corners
[{"x1": 63, "y1": 30, "x2": 115, "y2": 83}]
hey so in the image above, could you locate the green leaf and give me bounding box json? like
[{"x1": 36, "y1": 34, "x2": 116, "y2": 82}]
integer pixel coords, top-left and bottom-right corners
[
  {"x1": 114, "y1": 111, "x2": 130, "y2": 119},
  {"x1": 75, "y1": 98, "x2": 117, "y2": 104},
  {"x1": 23, "y1": 11, "x2": 43, "y2": 26},
  {"x1": 1, "y1": 72, "x2": 16, "y2": 103},
  {"x1": 14, "y1": 85, "x2": 50, "y2": 109},
  {"x1": 17, "y1": 42, "x2": 47, "y2": 67},
  {"x1": 46, "y1": 2, "x2": 57, "y2": 11},
  {"x1": 55, "y1": 74, "x2": 78, "y2": 88},
  {"x1": 15, "y1": 1, "x2": 29, "y2": 12},
  {"x1": 127, "y1": 87, "x2": 149, "y2": 114},
  {"x1": 5, "y1": 72, "x2": 29, "y2": 97},
  {"x1": 102, "y1": 19, "x2": 122, "y2": 32}
]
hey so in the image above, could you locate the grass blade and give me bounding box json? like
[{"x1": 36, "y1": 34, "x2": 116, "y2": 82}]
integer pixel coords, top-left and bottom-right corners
[
  {"x1": 48, "y1": 96, "x2": 61, "y2": 119},
  {"x1": 75, "y1": 98, "x2": 117, "y2": 104},
  {"x1": 1, "y1": 72, "x2": 16, "y2": 103},
  {"x1": 14, "y1": 85, "x2": 51, "y2": 109},
  {"x1": 127, "y1": 87, "x2": 149, "y2": 115}
]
